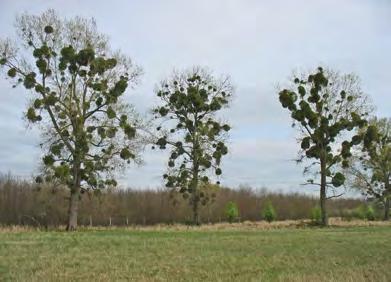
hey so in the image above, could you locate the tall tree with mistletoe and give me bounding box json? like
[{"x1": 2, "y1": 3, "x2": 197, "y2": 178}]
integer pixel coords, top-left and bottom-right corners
[
  {"x1": 0, "y1": 10, "x2": 144, "y2": 230},
  {"x1": 278, "y1": 67, "x2": 370, "y2": 225},
  {"x1": 153, "y1": 67, "x2": 233, "y2": 225}
]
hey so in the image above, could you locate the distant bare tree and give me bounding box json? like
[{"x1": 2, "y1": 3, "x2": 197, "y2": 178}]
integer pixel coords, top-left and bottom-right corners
[{"x1": 349, "y1": 117, "x2": 391, "y2": 220}]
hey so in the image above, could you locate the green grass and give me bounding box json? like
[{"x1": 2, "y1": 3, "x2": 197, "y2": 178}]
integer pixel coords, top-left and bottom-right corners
[{"x1": 0, "y1": 226, "x2": 390, "y2": 281}]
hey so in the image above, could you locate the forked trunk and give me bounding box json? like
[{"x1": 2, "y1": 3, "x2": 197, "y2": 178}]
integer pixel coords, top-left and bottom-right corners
[{"x1": 320, "y1": 158, "x2": 328, "y2": 226}]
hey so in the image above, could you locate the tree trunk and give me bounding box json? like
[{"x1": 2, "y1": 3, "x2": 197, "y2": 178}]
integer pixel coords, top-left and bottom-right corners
[
  {"x1": 384, "y1": 197, "x2": 390, "y2": 221},
  {"x1": 320, "y1": 158, "x2": 328, "y2": 226},
  {"x1": 191, "y1": 157, "x2": 201, "y2": 226},
  {"x1": 192, "y1": 191, "x2": 200, "y2": 225},
  {"x1": 384, "y1": 179, "x2": 390, "y2": 221},
  {"x1": 66, "y1": 158, "x2": 81, "y2": 231},
  {"x1": 66, "y1": 187, "x2": 80, "y2": 231},
  {"x1": 191, "y1": 123, "x2": 200, "y2": 226}
]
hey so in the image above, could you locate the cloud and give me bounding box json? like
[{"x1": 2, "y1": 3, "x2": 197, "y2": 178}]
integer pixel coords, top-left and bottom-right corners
[{"x1": 0, "y1": 0, "x2": 389, "y2": 195}]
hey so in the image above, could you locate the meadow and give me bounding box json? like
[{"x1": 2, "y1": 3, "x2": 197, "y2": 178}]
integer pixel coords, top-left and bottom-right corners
[{"x1": 1, "y1": 221, "x2": 390, "y2": 281}]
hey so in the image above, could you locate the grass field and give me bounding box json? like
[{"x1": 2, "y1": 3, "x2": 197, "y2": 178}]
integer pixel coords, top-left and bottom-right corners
[{"x1": 0, "y1": 224, "x2": 390, "y2": 281}]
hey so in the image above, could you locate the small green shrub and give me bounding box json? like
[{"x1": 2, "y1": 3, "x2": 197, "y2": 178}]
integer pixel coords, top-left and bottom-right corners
[
  {"x1": 225, "y1": 201, "x2": 239, "y2": 223},
  {"x1": 310, "y1": 206, "x2": 322, "y2": 224},
  {"x1": 365, "y1": 205, "x2": 376, "y2": 221},
  {"x1": 353, "y1": 205, "x2": 367, "y2": 220},
  {"x1": 262, "y1": 201, "x2": 277, "y2": 223},
  {"x1": 341, "y1": 205, "x2": 376, "y2": 221}
]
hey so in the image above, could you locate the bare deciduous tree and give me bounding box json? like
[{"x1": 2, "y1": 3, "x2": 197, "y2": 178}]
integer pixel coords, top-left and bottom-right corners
[{"x1": 349, "y1": 117, "x2": 391, "y2": 220}]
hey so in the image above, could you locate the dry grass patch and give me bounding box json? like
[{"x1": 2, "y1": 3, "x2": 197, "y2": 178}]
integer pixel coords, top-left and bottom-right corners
[{"x1": 1, "y1": 218, "x2": 390, "y2": 233}]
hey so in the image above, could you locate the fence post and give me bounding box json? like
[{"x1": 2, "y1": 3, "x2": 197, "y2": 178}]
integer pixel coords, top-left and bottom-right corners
[{"x1": 89, "y1": 215, "x2": 92, "y2": 227}]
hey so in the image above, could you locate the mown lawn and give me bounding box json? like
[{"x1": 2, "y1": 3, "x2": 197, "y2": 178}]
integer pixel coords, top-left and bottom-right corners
[{"x1": 0, "y1": 226, "x2": 390, "y2": 281}]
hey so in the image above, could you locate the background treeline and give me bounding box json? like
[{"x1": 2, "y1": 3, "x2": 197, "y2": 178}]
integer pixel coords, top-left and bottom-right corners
[{"x1": 0, "y1": 174, "x2": 368, "y2": 227}]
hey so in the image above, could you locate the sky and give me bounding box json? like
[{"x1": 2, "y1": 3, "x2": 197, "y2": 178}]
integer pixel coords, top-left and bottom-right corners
[{"x1": 0, "y1": 0, "x2": 390, "y2": 195}]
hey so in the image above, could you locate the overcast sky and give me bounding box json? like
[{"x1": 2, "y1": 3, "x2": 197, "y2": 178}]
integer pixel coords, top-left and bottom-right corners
[{"x1": 0, "y1": 0, "x2": 390, "y2": 195}]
